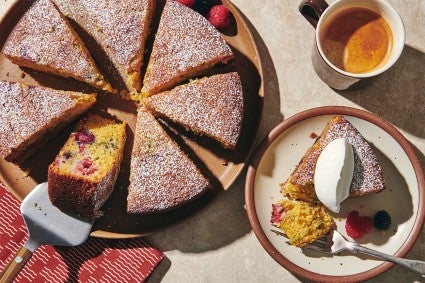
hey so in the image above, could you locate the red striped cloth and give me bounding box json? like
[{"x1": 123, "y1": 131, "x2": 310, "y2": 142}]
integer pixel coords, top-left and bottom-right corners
[{"x1": 0, "y1": 183, "x2": 164, "y2": 282}]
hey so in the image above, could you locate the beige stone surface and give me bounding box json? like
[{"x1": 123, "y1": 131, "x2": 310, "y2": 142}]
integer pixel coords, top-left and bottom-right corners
[
  {"x1": 0, "y1": 0, "x2": 423, "y2": 282},
  {"x1": 146, "y1": 0, "x2": 425, "y2": 282}
]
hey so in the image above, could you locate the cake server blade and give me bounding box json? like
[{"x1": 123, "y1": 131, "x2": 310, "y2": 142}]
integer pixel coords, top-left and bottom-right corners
[{"x1": 0, "y1": 182, "x2": 93, "y2": 282}]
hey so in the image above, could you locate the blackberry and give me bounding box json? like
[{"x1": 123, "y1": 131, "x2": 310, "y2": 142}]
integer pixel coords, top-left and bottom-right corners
[{"x1": 373, "y1": 210, "x2": 391, "y2": 230}]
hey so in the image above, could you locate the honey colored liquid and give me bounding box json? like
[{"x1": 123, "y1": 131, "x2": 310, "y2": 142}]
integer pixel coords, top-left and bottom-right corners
[{"x1": 321, "y1": 7, "x2": 393, "y2": 74}]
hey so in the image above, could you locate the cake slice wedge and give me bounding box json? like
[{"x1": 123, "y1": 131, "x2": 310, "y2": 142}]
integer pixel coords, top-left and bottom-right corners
[
  {"x1": 0, "y1": 81, "x2": 96, "y2": 164},
  {"x1": 48, "y1": 115, "x2": 126, "y2": 220},
  {"x1": 127, "y1": 107, "x2": 211, "y2": 214},
  {"x1": 281, "y1": 115, "x2": 385, "y2": 202},
  {"x1": 2, "y1": 0, "x2": 113, "y2": 92},
  {"x1": 141, "y1": 0, "x2": 234, "y2": 98},
  {"x1": 145, "y1": 72, "x2": 244, "y2": 149},
  {"x1": 52, "y1": 0, "x2": 155, "y2": 98}
]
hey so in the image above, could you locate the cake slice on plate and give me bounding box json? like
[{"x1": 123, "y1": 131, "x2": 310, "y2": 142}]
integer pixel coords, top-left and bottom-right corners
[
  {"x1": 0, "y1": 80, "x2": 96, "y2": 164},
  {"x1": 127, "y1": 107, "x2": 211, "y2": 214},
  {"x1": 53, "y1": 0, "x2": 155, "y2": 98},
  {"x1": 281, "y1": 115, "x2": 385, "y2": 202},
  {"x1": 48, "y1": 115, "x2": 126, "y2": 220},
  {"x1": 145, "y1": 72, "x2": 244, "y2": 149},
  {"x1": 271, "y1": 200, "x2": 335, "y2": 247},
  {"x1": 141, "y1": 0, "x2": 234, "y2": 98},
  {"x1": 2, "y1": 0, "x2": 113, "y2": 92}
]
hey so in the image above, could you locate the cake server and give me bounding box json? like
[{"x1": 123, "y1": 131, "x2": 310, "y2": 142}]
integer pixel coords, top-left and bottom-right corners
[{"x1": 0, "y1": 182, "x2": 93, "y2": 282}]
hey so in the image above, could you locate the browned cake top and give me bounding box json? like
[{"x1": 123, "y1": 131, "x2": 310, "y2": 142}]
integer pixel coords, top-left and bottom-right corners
[
  {"x1": 0, "y1": 80, "x2": 88, "y2": 159},
  {"x1": 127, "y1": 107, "x2": 211, "y2": 213},
  {"x1": 53, "y1": 0, "x2": 155, "y2": 92},
  {"x1": 2, "y1": 0, "x2": 104, "y2": 86},
  {"x1": 142, "y1": 0, "x2": 234, "y2": 95},
  {"x1": 145, "y1": 72, "x2": 244, "y2": 149},
  {"x1": 293, "y1": 115, "x2": 385, "y2": 196}
]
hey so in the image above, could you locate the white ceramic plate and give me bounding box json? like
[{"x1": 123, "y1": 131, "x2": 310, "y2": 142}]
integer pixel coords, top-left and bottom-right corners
[{"x1": 245, "y1": 106, "x2": 425, "y2": 282}]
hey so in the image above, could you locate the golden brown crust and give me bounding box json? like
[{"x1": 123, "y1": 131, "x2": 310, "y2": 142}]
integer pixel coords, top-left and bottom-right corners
[
  {"x1": 281, "y1": 115, "x2": 385, "y2": 200},
  {"x1": 0, "y1": 80, "x2": 96, "y2": 164},
  {"x1": 145, "y1": 72, "x2": 244, "y2": 149},
  {"x1": 141, "y1": 0, "x2": 234, "y2": 98},
  {"x1": 2, "y1": 0, "x2": 113, "y2": 92},
  {"x1": 127, "y1": 107, "x2": 211, "y2": 214}
]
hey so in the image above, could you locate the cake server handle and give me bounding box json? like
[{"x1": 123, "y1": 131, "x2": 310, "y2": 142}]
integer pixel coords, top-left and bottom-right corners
[{"x1": 0, "y1": 238, "x2": 39, "y2": 283}]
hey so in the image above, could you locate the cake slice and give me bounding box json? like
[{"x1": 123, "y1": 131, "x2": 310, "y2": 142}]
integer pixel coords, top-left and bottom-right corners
[
  {"x1": 127, "y1": 107, "x2": 211, "y2": 214},
  {"x1": 0, "y1": 81, "x2": 96, "y2": 164},
  {"x1": 48, "y1": 115, "x2": 126, "y2": 220},
  {"x1": 145, "y1": 72, "x2": 244, "y2": 149},
  {"x1": 281, "y1": 115, "x2": 385, "y2": 202},
  {"x1": 271, "y1": 200, "x2": 335, "y2": 247},
  {"x1": 141, "y1": 0, "x2": 234, "y2": 98},
  {"x1": 2, "y1": 0, "x2": 113, "y2": 92},
  {"x1": 52, "y1": 0, "x2": 155, "y2": 98}
]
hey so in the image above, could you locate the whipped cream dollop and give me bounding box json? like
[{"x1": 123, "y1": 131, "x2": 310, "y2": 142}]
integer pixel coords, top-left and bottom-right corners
[{"x1": 314, "y1": 138, "x2": 354, "y2": 213}]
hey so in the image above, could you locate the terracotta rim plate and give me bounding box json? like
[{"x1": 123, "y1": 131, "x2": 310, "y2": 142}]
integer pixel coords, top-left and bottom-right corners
[
  {"x1": 0, "y1": 0, "x2": 264, "y2": 238},
  {"x1": 245, "y1": 106, "x2": 425, "y2": 282}
]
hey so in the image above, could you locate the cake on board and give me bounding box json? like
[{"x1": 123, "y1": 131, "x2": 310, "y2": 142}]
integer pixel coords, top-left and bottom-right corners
[
  {"x1": 127, "y1": 107, "x2": 211, "y2": 214},
  {"x1": 52, "y1": 0, "x2": 155, "y2": 98},
  {"x1": 0, "y1": 80, "x2": 96, "y2": 164},
  {"x1": 141, "y1": 0, "x2": 234, "y2": 98},
  {"x1": 145, "y1": 72, "x2": 244, "y2": 149},
  {"x1": 2, "y1": 0, "x2": 113, "y2": 92},
  {"x1": 48, "y1": 115, "x2": 126, "y2": 220}
]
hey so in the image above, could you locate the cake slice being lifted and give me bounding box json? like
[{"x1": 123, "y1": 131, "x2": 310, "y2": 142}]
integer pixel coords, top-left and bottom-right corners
[
  {"x1": 2, "y1": 0, "x2": 113, "y2": 92},
  {"x1": 141, "y1": 0, "x2": 234, "y2": 98},
  {"x1": 127, "y1": 107, "x2": 211, "y2": 214},
  {"x1": 48, "y1": 115, "x2": 126, "y2": 220},
  {"x1": 145, "y1": 72, "x2": 244, "y2": 150},
  {"x1": 281, "y1": 115, "x2": 385, "y2": 202},
  {"x1": 52, "y1": 0, "x2": 155, "y2": 98},
  {"x1": 0, "y1": 80, "x2": 96, "y2": 164}
]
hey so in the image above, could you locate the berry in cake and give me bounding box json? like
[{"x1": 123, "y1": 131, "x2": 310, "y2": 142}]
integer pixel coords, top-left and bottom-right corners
[
  {"x1": 141, "y1": 0, "x2": 234, "y2": 98},
  {"x1": 345, "y1": 211, "x2": 373, "y2": 239},
  {"x1": 48, "y1": 115, "x2": 126, "y2": 220},
  {"x1": 2, "y1": 0, "x2": 113, "y2": 93},
  {"x1": 145, "y1": 72, "x2": 244, "y2": 150},
  {"x1": 127, "y1": 107, "x2": 211, "y2": 214},
  {"x1": 0, "y1": 80, "x2": 96, "y2": 164},
  {"x1": 207, "y1": 5, "x2": 232, "y2": 29},
  {"x1": 52, "y1": 0, "x2": 155, "y2": 98},
  {"x1": 271, "y1": 200, "x2": 335, "y2": 247},
  {"x1": 373, "y1": 210, "x2": 391, "y2": 230}
]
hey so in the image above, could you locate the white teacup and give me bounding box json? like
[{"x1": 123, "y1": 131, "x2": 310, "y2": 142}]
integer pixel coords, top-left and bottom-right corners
[{"x1": 299, "y1": 0, "x2": 405, "y2": 90}]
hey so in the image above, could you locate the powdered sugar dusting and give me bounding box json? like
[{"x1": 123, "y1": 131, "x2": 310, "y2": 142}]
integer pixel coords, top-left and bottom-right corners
[
  {"x1": 127, "y1": 107, "x2": 211, "y2": 213},
  {"x1": 293, "y1": 116, "x2": 385, "y2": 195},
  {"x1": 53, "y1": 0, "x2": 154, "y2": 92},
  {"x1": 2, "y1": 0, "x2": 104, "y2": 86},
  {"x1": 0, "y1": 81, "x2": 87, "y2": 161},
  {"x1": 142, "y1": 0, "x2": 234, "y2": 95},
  {"x1": 146, "y1": 72, "x2": 243, "y2": 149}
]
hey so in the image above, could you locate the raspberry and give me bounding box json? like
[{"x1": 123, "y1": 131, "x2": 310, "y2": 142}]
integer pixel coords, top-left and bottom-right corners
[
  {"x1": 76, "y1": 157, "x2": 97, "y2": 175},
  {"x1": 270, "y1": 203, "x2": 284, "y2": 225},
  {"x1": 176, "y1": 0, "x2": 196, "y2": 8},
  {"x1": 75, "y1": 130, "x2": 95, "y2": 152},
  {"x1": 373, "y1": 210, "x2": 391, "y2": 230},
  {"x1": 193, "y1": 0, "x2": 221, "y2": 15},
  {"x1": 207, "y1": 5, "x2": 232, "y2": 29},
  {"x1": 345, "y1": 211, "x2": 373, "y2": 239}
]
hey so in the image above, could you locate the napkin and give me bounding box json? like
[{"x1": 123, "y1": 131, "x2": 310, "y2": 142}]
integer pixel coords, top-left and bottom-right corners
[{"x1": 0, "y1": 183, "x2": 164, "y2": 282}]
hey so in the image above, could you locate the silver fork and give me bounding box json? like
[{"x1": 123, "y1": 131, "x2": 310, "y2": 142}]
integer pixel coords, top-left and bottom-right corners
[{"x1": 305, "y1": 230, "x2": 425, "y2": 277}]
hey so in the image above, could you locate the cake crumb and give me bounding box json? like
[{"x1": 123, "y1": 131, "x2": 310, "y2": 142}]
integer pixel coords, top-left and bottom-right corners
[{"x1": 310, "y1": 132, "x2": 318, "y2": 139}]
